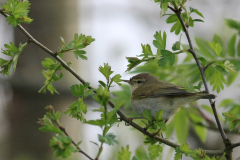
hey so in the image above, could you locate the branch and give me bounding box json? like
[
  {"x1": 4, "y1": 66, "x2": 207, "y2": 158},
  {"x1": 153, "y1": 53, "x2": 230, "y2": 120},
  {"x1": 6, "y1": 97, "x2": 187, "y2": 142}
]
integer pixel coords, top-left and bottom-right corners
[
  {"x1": 168, "y1": 6, "x2": 233, "y2": 159},
  {"x1": 169, "y1": 6, "x2": 227, "y2": 141},
  {"x1": 0, "y1": 9, "x2": 225, "y2": 156},
  {"x1": 231, "y1": 142, "x2": 240, "y2": 149},
  {"x1": 59, "y1": 126, "x2": 93, "y2": 160}
]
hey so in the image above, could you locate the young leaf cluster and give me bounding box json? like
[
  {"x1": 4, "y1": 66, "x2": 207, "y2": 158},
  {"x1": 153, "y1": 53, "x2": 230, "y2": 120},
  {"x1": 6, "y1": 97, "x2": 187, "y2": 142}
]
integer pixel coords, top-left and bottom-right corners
[
  {"x1": 0, "y1": 42, "x2": 27, "y2": 75},
  {"x1": 222, "y1": 111, "x2": 240, "y2": 132},
  {"x1": 64, "y1": 83, "x2": 94, "y2": 122},
  {"x1": 117, "y1": 144, "x2": 163, "y2": 160},
  {"x1": 58, "y1": 34, "x2": 95, "y2": 60},
  {"x1": 98, "y1": 63, "x2": 122, "y2": 89},
  {"x1": 142, "y1": 109, "x2": 166, "y2": 133},
  {"x1": 38, "y1": 58, "x2": 67, "y2": 94},
  {"x1": 1, "y1": 0, "x2": 33, "y2": 27},
  {"x1": 38, "y1": 106, "x2": 77, "y2": 158},
  {"x1": 126, "y1": 31, "x2": 182, "y2": 72}
]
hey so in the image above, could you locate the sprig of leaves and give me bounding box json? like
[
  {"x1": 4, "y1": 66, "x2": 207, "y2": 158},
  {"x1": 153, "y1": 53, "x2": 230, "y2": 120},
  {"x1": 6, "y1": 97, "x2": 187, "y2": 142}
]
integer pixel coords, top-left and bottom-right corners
[
  {"x1": 64, "y1": 83, "x2": 94, "y2": 122},
  {"x1": 38, "y1": 106, "x2": 78, "y2": 158},
  {"x1": 58, "y1": 34, "x2": 95, "y2": 60},
  {"x1": 1, "y1": 0, "x2": 33, "y2": 27},
  {"x1": 222, "y1": 111, "x2": 240, "y2": 132},
  {"x1": 98, "y1": 63, "x2": 122, "y2": 89},
  {"x1": 0, "y1": 42, "x2": 28, "y2": 75},
  {"x1": 38, "y1": 58, "x2": 67, "y2": 94}
]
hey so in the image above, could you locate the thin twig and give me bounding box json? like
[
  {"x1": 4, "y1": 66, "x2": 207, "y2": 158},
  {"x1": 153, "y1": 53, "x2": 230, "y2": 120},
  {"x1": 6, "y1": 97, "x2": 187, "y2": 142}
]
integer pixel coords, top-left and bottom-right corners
[
  {"x1": 203, "y1": 61, "x2": 215, "y2": 71},
  {"x1": 0, "y1": 9, "x2": 225, "y2": 156},
  {"x1": 59, "y1": 126, "x2": 93, "y2": 160},
  {"x1": 231, "y1": 142, "x2": 240, "y2": 149},
  {"x1": 168, "y1": 6, "x2": 233, "y2": 159}
]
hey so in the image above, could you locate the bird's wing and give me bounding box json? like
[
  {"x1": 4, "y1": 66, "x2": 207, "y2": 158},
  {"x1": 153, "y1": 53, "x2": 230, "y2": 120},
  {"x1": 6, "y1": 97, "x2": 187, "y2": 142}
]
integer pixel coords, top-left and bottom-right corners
[{"x1": 132, "y1": 81, "x2": 194, "y2": 99}]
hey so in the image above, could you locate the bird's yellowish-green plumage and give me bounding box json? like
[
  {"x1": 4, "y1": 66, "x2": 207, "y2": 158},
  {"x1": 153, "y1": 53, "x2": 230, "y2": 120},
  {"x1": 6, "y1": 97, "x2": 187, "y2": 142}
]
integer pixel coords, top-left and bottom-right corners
[{"x1": 123, "y1": 73, "x2": 215, "y2": 120}]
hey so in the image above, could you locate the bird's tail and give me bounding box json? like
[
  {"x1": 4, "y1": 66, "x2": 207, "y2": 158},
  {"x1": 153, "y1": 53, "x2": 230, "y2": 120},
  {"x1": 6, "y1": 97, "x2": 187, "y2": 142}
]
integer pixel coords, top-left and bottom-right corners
[{"x1": 197, "y1": 93, "x2": 216, "y2": 99}]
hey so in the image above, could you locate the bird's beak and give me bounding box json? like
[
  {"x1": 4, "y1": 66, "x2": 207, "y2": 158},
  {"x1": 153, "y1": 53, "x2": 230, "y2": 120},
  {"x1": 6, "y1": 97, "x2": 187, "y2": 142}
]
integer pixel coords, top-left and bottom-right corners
[{"x1": 121, "y1": 79, "x2": 131, "y2": 84}]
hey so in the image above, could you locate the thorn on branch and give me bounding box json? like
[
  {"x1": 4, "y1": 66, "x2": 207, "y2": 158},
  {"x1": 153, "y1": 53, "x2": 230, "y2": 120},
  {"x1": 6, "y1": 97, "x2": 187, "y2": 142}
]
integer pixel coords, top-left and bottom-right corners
[
  {"x1": 203, "y1": 61, "x2": 215, "y2": 71},
  {"x1": 27, "y1": 39, "x2": 32, "y2": 44}
]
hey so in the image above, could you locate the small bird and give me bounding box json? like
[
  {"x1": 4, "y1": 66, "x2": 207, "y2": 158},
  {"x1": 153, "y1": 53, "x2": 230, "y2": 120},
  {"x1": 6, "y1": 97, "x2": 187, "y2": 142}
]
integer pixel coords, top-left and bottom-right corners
[{"x1": 122, "y1": 73, "x2": 216, "y2": 121}]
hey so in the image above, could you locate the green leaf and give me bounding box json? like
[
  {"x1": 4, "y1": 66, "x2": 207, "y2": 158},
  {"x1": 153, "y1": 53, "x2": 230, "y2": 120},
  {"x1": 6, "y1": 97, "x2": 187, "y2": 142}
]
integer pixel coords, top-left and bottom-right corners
[
  {"x1": 148, "y1": 144, "x2": 162, "y2": 159},
  {"x1": 60, "y1": 36, "x2": 65, "y2": 46},
  {"x1": 0, "y1": 58, "x2": 9, "y2": 66},
  {"x1": 210, "y1": 70, "x2": 226, "y2": 93},
  {"x1": 85, "y1": 119, "x2": 105, "y2": 128},
  {"x1": 117, "y1": 145, "x2": 131, "y2": 160},
  {"x1": 153, "y1": 31, "x2": 167, "y2": 50},
  {"x1": 2, "y1": 0, "x2": 33, "y2": 26},
  {"x1": 224, "y1": 60, "x2": 236, "y2": 74},
  {"x1": 170, "y1": 21, "x2": 182, "y2": 35},
  {"x1": 73, "y1": 50, "x2": 87, "y2": 60},
  {"x1": 111, "y1": 74, "x2": 122, "y2": 86},
  {"x1": 73, "y1": 33, "x2": 95, "y2": 49},
  {"x1": 225, "y1": 19, "x2": 240, "y2": 33},
  {"x1": 195, "y1": 37, "x2": 216, "y2": 59},
  {"x1": 92, "y1": 85, "x2": 110, "y2": 107},
  {"x1": 142, "y1": 109, "x2": 153, "y2": 122},
  {"x1": 111, "y1": 84, "x2": 131, "y2": 109},
  {"x1": 70, "y1": 83, "x2": 93, "y2": 98},
  {"x1": 141, "y1": 44, "x2": 153, "y2": 57},
  {"x1": 219, "y1": 99, "x2": 235, "y2": 108},
  {"x1": 179, "y1": 143, "x2": 191, "y2": 154},
  {"x1": 228, "y1": 34, "x2": 237, "y2": 57},
  {"x1": 125, "y1": 57, "x2": 142, "y2": 72},
  {"x1": 174, "y1": 109, "x2": 189, "y2": 144},
  {"x1": 4, "y1": 42, "x2": 19, "y2": 53},
  {"x1": 175, "y1": 143, "x2": 191, "y2": 160},
  {"x1": 192, "y1": 19, "x2": 204, "y2": 22},
  {"x1": 135, "y1": 146, "x2": 149, "y2": 160},
  {"x1": 165, "y1": 120, "x2": 174, "y2": 139},
  {"x1": 49, "y1": 135, "x2": 76, "y2": 158},
  {"x1": 99, "y1": 63, "x2": 114, "y2": 79},
  {"x1": 227, "y1": 73, "x2": 238, "y2": 86},
  {"x1": 207, "y1": 41, "x2": 222, "y2": 56},
  {"x1": 189, "y1": 113, "x2": 206, "y2": 142},
  {"x1": 41, "y1": 58, "x2": 57, "y2": 69},
  {"x1": 189, "y1": 7, "x2": 204, "y2": 18},
  {"x1": 238, "y1": 39, "x2": 240, "y2": 57},
  {"x1": 98, "y1": 133, "x2": 118, "y2": 145},
  {"x1": 166, "y1": 14, "x2": 178, "y2": 23},
  {"x1": 155, "y1": 110, "x2": 164, "y2": 121},
  {"x1": 172, "y1": 41, "x2": 181, "y2": 51},
  {"x1": 39, "y1": 124, "x2": 62, "y2": 133},
  {"x1": 64, "y1": 98, "x2": 87, "y2": 122},
  {"x1": 6, "y1": 16, "x2": 19, "y2": 27},
  {"x1": 0, "y1": 60, "x2": 13, "y2": 76},
  {"x1": 222, "y1": 112, "x2": 240, "y2": 131},
  {"x1": 98, "y1": 80, "x2": 107, "y2": 87},
  {"x1": 158, "y1": 50, "x2": 175, "y2": 67},
  {"x1": 213, "y1": 34, "x2": 226, "y2": 57}
]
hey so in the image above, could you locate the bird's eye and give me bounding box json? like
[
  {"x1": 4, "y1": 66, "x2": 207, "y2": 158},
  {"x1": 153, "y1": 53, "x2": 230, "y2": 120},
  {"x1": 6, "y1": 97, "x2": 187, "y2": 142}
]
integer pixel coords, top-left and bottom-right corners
[{"x1": 137, "y1": 80, "x2": 142, "y2": 84}]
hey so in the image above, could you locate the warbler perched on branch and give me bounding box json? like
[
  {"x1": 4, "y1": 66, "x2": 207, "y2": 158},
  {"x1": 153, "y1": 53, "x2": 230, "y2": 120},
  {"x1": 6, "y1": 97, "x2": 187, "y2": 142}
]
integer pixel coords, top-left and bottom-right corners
[{"x1": 122, "y1": 73, "x2": 216, "y2": 121}]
